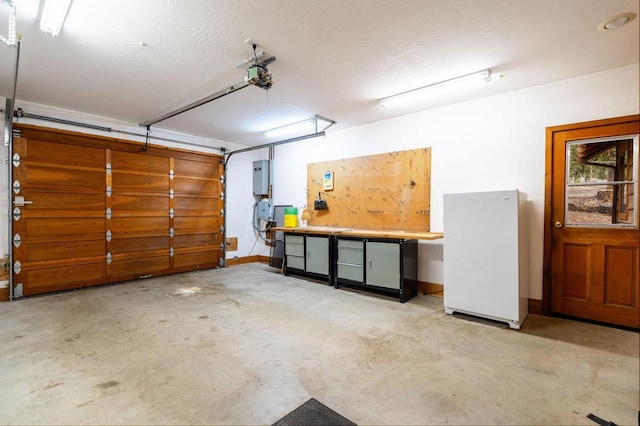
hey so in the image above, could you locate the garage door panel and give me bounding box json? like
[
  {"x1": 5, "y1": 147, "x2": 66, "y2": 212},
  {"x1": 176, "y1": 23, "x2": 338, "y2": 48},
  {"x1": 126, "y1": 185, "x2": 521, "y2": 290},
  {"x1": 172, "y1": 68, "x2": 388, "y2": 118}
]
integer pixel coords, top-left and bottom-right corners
[
  {"x1": 111, "y1": 151, "x2": 170, "y2": 174},
  {"x1": 174, "y1": 196, "x2": 219, "y2": 213},
  {"x1": 109, "y1": 256, "x2": 170, "y2": 278},
  {"x1": 26, "y1": 140, "x2": 105, "y2": 167},
  {"x1": 112, "y1": 194, "x2": 168, "y2": 211},
  {"x1": 173, "y1": 249, "x2": 221, "y2": 269},
  {"x1": 21, "y1": 262, "x2": 107, "y2": 295},
  {"x1": 25, "y1": 240, "x2": 106, "y2": 262},
  {"x1": 173, "y1": 158, "x2": 218, "y2": 178},
  {"x1": 23, "y1": 164, "x2": 105, "y2": 188},
  {"x1": 174, "y1": 233, "x2": 220, "y2": 248},
  {"x1": 26, "y1": 217, "x2": 105, "y2": 237},
  {"x1": 112, "y1": 172, "x2": 169, "y2": 192},
  {"x1": 174, "y1": 216, "x2": 220, "y2": 233},
  {"x1": 20, "y1": 191, "x2": 106, "y2": 211},
  {"x1": 110, "y1": 217, "x2": 169, "y2": 236},
  {"x1": 110, "y1": 236, "x2": 170, "y2": 254},
  {"x1": 173, "y1": 178, "x2": 219, "y2": 196}
]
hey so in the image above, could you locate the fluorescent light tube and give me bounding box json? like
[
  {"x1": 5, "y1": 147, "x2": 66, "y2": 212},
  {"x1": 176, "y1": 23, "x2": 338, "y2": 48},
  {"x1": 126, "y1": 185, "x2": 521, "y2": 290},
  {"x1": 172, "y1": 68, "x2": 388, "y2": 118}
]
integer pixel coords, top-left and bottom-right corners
[
  {"x1": 380, "y1": 69, "x2": 491, "y2": 108},
  {"x1": 39, "y1": 0, "x2": 73, "y2": 37},
  {"x1": 265, "y1": 118, "x2": 317, "y2": 138}
]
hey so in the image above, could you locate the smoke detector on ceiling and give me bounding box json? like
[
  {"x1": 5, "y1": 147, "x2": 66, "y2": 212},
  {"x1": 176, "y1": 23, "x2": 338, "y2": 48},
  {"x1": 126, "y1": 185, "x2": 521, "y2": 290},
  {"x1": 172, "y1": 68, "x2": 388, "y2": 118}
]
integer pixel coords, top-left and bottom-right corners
[{"x1": 597, "y1": 12, "x2": 637, "y2": 31}]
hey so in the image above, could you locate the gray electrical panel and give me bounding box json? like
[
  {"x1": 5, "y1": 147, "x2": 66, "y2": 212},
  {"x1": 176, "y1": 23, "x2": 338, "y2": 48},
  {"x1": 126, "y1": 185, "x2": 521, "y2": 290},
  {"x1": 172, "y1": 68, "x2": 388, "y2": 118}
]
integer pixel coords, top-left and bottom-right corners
[{"x1": 253, "y1": 160, "x2": 270, "y2": 196}]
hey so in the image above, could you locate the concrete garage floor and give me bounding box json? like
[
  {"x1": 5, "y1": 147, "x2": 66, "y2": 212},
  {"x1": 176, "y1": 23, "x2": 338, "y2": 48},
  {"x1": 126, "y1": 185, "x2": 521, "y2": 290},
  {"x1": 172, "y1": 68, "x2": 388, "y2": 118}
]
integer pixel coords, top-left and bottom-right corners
[{"x1": 0, "y1": 263, "x2": 637, "y2": 425}]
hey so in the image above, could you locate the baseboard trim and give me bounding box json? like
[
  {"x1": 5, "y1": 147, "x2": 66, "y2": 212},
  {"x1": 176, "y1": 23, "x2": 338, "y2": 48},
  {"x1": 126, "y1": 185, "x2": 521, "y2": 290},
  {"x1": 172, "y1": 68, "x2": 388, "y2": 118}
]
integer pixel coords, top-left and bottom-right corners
[
  {"x1": 418, "y1": 281, "x2": 443, "y2": 297},
  {"x1": 528, "y1": 298, "x2": 542, "y2": 315},
  {"x1": 225, "y1": 255, "x2": 270, "y2": 267}
]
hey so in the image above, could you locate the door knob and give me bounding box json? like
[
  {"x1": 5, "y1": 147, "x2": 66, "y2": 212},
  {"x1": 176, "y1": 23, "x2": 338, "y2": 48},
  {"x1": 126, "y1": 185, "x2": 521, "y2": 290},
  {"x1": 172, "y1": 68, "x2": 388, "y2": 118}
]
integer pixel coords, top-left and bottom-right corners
[{"x1": 554, "y1": 221, "x2": 563, "y2": 228}]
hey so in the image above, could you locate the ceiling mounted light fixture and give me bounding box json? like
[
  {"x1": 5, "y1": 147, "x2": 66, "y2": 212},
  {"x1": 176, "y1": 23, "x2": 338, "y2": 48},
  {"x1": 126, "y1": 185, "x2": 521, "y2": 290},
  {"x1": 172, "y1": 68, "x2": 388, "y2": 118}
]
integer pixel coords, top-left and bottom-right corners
[
  {"x1": 380, "y1": 69, "x2": 492, "y2": 108},
  {"x1": 598, "y1": 12, "x2": 637, "y2": 31},
  {"x1": 264, "y1": 115, "x2": 336, "y2": 138},
  {"x1": 39, "y1": 0, "x2": 73, "y2": 37}
]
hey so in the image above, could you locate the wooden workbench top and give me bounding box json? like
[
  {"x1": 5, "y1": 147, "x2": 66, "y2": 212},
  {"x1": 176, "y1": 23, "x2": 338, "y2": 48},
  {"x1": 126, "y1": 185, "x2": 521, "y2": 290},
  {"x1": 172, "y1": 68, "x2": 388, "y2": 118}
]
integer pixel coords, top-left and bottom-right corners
[{"x1": 273, "y1": 226, "x2": 443, "y2": 241}]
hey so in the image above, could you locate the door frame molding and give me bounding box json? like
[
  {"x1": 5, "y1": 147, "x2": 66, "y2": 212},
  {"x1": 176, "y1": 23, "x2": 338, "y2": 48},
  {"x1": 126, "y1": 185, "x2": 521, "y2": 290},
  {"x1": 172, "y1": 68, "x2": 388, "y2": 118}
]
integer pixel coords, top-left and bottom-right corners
[{"x1": 542, "y1": 114, "x2": 640, "y2": 315}]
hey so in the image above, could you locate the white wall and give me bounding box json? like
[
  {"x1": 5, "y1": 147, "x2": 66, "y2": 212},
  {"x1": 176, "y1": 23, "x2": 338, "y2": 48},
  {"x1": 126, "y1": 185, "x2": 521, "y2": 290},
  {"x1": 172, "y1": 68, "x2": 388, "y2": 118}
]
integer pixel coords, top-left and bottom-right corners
[
  {"x1": 224, "y1": 148, "x2": 272, "y2": 259},
  {"x1": 232, "y1": 64, "x2": 639, "y2": 299}
]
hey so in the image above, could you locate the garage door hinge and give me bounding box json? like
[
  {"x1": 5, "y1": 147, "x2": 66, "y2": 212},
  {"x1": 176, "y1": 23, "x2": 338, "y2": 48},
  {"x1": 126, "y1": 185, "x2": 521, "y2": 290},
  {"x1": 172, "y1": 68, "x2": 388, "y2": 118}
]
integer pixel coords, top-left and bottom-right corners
[
  {"x1": 169, "y1": 170, "x2": 174, "y2": 180},
  {"x1": 220, "y1": 208, "x2": 224, "y2": 217},
  {"x1": 169, "y1": 247, "x2": 174, "y2": 257},
  {"x1": 13, "y1": 260, "x2": 21, "y2": 275},
  {"x1": 13, "y1": 207, "x2": 20, "y2": 221},
  {"x1": 220, "y1": 191, "x2": 225, "y2": 200},
  {"x1": 12, "y1": 180, "x2": 20, "y2": 194},
  {"x1": 169, "y1": 208, "x2": 175, "y2": 218},
  {"x1": 106, "y1": 186, "x2": 112, "y2": 197},
  {"x1": 169, "y1": 227, "x2": 174, "y2": 237},
  {"x1": 106, "y1": 252, "x2": 112, "y2": 264},
  {"x1": 106, "y1": 230, "x2": 112, "y2": 242},
  {"x1": 106, "y1": 163, "x2": 112, "y2": 175},
  {"x1": 169, "y1": 189, "x2": 174, "y2": 199},
  {"x1": 220, "y1": 225, "x2": 225, "y2": 233},
  {"x1": 220, "y1": 174, "x2": 225, "y2": 184},
  {"x1": 13, "y1": 233, "x2": 21, "y2": 248},
  {"x1": 12, "y1": 153, "x2": 20, "y2": 167},
  {"x1": 106, "y1": 208, "x2": 112, "y2": 219}
]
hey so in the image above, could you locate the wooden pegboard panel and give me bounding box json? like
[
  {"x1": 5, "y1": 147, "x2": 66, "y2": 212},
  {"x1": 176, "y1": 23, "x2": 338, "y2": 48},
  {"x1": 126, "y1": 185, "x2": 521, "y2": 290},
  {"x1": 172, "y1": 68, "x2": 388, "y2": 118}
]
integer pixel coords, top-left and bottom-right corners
[{"x1": 306, "y1": 148, "x2": 431, "y2": 231}]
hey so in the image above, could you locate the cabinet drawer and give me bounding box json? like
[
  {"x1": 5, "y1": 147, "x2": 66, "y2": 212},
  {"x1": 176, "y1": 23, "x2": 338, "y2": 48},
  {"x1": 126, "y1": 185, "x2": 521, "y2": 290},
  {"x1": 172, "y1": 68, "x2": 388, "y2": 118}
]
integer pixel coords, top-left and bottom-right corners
[
  {"x1": 337, "y1": 263, "x2": 363, "y2": 282},
  {"x1": 285, "y1": 235, "x2": 304, "y2": 256},
  {"x1": 287, "y1": 255, "x2": 305, "y2": 270},
  {"x1": 338, "y1": 239, "x2": 364, "y2": 250},
  {"x1": 285, "y1": 235, "x2": 304, "y2": 245},
  {"x1": 337, "y1": 239, "x2": 364, "y2": 265}
]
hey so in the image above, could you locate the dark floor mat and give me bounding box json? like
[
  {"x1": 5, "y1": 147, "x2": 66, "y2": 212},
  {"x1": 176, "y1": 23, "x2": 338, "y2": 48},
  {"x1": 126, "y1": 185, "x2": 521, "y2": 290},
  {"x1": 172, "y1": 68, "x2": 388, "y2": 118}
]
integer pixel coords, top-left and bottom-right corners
[{"x1": 273, "y1": 398, "x2": 357, "y2": 426}]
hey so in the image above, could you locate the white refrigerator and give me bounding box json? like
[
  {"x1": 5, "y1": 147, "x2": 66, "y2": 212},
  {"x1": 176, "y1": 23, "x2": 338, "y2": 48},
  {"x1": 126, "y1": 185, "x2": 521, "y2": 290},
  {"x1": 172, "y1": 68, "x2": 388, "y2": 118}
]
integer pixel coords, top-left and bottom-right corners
[{"x1": 443, "y1": 190, "x2": 528, "y2": 329}]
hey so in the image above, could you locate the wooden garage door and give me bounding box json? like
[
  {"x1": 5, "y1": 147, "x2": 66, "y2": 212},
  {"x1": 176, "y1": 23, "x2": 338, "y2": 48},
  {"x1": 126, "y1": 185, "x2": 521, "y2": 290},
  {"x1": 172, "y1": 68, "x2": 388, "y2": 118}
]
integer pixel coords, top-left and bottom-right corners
[
  {"x1": 108, "y1": 150, "x2": 171, "y2": 282},
  {"x1": 172, "y1": 156, "x2": 223, "y2": 273},
  {"x1": 12, "y1": 136, "x2": 108, "y2": 295},
  {"x1": 11, "y1": 124, "x2": 224, "y2": 296}
]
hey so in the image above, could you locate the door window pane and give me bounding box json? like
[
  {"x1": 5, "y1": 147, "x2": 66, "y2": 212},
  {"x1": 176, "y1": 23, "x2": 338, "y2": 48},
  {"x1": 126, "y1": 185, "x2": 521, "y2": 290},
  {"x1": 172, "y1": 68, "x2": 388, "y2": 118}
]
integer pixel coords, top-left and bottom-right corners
[{"x1": 566, "y1": 137, "x2": 637, "y2": 227}]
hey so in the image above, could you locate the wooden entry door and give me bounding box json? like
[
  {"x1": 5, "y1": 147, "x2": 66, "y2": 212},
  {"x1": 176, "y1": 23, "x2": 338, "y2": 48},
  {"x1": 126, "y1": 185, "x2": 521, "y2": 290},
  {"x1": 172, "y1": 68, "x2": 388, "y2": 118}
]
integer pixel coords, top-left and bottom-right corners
[{"x1": 545, "y1": 115, "x2": 639, "y2": 328}]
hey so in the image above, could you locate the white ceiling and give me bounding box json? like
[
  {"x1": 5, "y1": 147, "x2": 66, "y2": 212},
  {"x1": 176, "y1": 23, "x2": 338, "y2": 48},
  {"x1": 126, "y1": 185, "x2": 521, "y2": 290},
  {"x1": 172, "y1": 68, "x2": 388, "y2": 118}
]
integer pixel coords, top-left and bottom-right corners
[{"x1": 0, "y1": 0, "x2": 638, "y2": 147}]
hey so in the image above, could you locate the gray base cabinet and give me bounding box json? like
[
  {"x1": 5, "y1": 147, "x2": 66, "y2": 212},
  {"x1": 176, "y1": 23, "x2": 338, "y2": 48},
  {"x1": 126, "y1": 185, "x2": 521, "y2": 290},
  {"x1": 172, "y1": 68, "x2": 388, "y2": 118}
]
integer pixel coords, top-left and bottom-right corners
[
  {"x1": 335, "y1": 237, "x2": 417, "y2": 302},
  {"x1": 336, "y1": 239, "x2": 364, "y2": 282},
  {"x1": 284, "y1": 234, "x2": 331, "y2": 283},
  {"x1": 284, "y1": 232, "x2": 418, "y2": 302}
]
